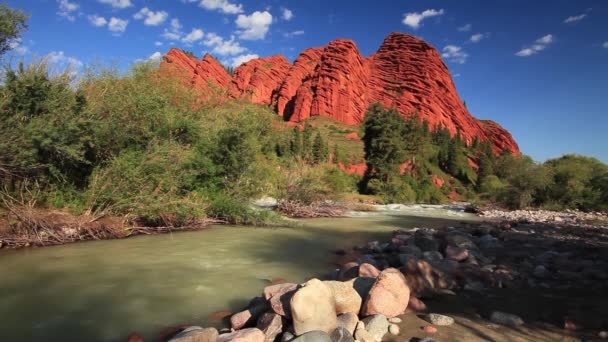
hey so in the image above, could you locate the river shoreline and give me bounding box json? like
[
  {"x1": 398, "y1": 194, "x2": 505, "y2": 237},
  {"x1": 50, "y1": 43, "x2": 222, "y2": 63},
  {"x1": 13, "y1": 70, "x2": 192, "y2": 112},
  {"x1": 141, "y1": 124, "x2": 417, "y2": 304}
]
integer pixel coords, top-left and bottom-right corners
[{"x1": 145, "y1": 216, "x2": 608, "y2": 342}]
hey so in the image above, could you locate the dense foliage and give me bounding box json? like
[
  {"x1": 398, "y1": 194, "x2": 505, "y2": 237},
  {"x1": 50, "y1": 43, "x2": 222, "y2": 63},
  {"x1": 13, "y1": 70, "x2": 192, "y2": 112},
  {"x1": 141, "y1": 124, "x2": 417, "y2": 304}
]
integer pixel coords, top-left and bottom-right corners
[{"x1": 0, "y1": 4, "x2": 28, "y2": 57}]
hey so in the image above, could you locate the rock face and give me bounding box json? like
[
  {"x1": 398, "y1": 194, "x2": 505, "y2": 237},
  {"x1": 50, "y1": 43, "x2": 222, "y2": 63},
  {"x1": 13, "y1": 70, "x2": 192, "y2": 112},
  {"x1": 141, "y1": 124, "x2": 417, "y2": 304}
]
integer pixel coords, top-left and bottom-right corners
[{"x1": 159, "y1": 33, "x2": 520, "y2": 154}]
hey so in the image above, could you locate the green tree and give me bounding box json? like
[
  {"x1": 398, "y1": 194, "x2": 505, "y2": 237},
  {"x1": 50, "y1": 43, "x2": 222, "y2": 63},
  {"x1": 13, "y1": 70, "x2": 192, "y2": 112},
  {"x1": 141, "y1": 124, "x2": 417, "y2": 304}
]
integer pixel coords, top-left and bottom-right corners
[
  {"x1": 0, "y1": 4, "x2": 28, "y2": 57},
  {"x1": 312, "y1": 131, "x2": 327, "y2": 164},
  {"x1": 301, "y1": 122, "x2": 313, "y2": 160},
  {"x1": 289, "y1": 127, "x2": 301, "y2": 158}
]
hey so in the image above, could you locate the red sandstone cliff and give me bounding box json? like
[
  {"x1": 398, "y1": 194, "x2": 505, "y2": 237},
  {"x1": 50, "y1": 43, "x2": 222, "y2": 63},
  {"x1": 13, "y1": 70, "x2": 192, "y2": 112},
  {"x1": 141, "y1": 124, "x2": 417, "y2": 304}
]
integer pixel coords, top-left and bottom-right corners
[{"x1": 159, "y1": 33, "x2": 520, "y2": 154}]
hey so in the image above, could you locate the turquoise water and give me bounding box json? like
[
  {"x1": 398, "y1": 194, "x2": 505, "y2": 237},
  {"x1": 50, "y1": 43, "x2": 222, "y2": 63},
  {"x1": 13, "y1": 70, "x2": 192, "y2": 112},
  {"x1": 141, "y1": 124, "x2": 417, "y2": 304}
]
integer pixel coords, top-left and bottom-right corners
[{"x1": 0, "y1": 209, "x2": 479, "y2": 342}]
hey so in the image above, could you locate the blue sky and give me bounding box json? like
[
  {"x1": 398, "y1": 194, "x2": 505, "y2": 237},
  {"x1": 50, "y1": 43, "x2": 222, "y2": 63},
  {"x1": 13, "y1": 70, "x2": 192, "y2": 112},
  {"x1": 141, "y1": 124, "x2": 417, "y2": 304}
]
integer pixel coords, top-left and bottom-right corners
[{"x1": 5, "y1": 0, "x2": 608, "y2": 162}]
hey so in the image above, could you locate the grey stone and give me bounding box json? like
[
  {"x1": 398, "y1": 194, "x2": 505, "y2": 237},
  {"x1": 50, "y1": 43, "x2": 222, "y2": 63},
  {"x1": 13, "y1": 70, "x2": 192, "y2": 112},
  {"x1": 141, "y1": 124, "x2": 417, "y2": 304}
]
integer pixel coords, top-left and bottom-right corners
[
  {"x1": 533, "y1": 265, "x2": 549, "y2": 278},
  {"x1": 414, "y1": 234, "x2": 439, "y2": 252},
  {"x1": 336, "y1": 312, "x2": 358, "y2": 335},
  {"x1": 490, "y1": 311, "x2": 524, "y2": 327},
  {"x1": 397, "y1": 245, "x2": 422, "y2": 257},
  {"x1": 330, "y1": 327, "x2": 355, "y2": 342},
  {"x1": 361, "y1": 315, "x2": 388, "y2": 341},
  {"x1": 281, "y1": 332, "x2": 295, "y2": 342},
  {"x1": 291, "y1": 330, "x2": 332, "y2": 342},
  {"x1": 353, "y1": 328, "x2": 374, "y2": 342},
  {"x1": 422, "y1": 251, "x2": 444, "y2": 263},
  {"x1": 426, "y1": 313, "x2": 455, "y2": 326}
]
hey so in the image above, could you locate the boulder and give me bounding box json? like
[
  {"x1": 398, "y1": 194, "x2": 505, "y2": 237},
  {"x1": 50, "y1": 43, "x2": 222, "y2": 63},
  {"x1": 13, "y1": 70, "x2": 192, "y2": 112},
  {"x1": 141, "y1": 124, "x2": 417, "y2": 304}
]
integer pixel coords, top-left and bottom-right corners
[
  {"x1": 290, "y1": 279, "x2": 337, "y2": 335},
  {"x1": 231, "y1": 301, "x2": 269, "y2": 330},
  {"x1": 290, "y1": 330, "x2": 332, "y2": 342},
  {"x1": 323, "y1": 280, "x2": 363, "y2": 315},
  {"x1": 265, "y1": 283, "x2": 299, "y2": 317},
  {"x1": 361, "y1": 314, "x2": 389, "y2": 341},
  {"x1": 169, "y1": 326, "x2": 219, "y2": 342},
  {"x1": 361, "y1": 268, "x2": 410, "y2": 317},
  {"x1": 422, "y1": 251, "x2": 444, "y2": 263},
  {"x1": 264, "y1": 283, "x2": 298, "y2": 300},
  {"x1": 489, "y1": 311, "x2": 524, "y2": 327},
  {"x1": 330, "y1": 327, "x2": 355, "y2": 342},
  {"x1": 445, "y1": 245, "x2": 469, "y2": 261},
  {"x1": 398, "y1": 245, "x2": 422, "y2": 257},
  {"x1": 353, "y1": 328, "x2": 374, "y2": 342},
  {"x1": 257, "y1": 312, "x2": 283, "y2": 342},
  {"x1": 336, "y1": 312, "x2": 359, "y2": 335},
  {"x1": 218, "y1": 328, "x2": 265, "y2": 342},
  {"x1": 359, "y1": 263, "x2": 381, "y2": 278}
]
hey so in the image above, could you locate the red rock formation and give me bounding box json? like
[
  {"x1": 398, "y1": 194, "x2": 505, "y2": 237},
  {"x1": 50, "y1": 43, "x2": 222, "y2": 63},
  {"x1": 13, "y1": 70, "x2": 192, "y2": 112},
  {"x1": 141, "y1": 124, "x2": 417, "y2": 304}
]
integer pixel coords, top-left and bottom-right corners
[
  {"x1": 160, "y1": 49, "x2": 231, "y2": 95},
  {"x1": 231, "y1": 55, "x2": 292, "y2": 105},
  {"x1": 158, "y1": 33, "x2": 520, "y2": 154}
]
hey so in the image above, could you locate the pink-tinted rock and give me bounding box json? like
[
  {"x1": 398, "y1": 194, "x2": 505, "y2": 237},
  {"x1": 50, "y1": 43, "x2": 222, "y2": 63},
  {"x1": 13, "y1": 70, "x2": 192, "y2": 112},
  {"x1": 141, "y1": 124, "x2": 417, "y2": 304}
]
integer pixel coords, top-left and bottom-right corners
[
  {"x1": 362, "y1": 268, "x2": 411, "y2": 318},
  {"x1": 218, "y1": 328, "x2": 265, "y2": 342},
  {"x1": 231, "y1": 55, "x2": 292, "y2": 105},
  {"x1": 263, "y1": 283, "x2": 298, "y2": 300},
  {"x1": 257, "y1": 312, "x2": 283, "y2": 342},
  {"x1": 423, "y1": 325, "x2": 438, "y2": 334},
  {"x1": 323, "y1": 280, "x2": 363, "y2": 315},
  {"x1": 359, "y1": 263, "x2": 381, "y2": 278},
  {"x1": 445, "y1": 245, "x2": 470, "y2": 262},
  {"x1": 264, "y1": 283, "x2": 298, "y2": 317},
  {"x1": 126, "y1": 333, "x2": 144, "y2": 342},
  {"x1": 407, "y1": 296, "x2": 428, "y2": 312},
  {"x1": 230, "y1": 301, "x2": 268, "y2": 330}
]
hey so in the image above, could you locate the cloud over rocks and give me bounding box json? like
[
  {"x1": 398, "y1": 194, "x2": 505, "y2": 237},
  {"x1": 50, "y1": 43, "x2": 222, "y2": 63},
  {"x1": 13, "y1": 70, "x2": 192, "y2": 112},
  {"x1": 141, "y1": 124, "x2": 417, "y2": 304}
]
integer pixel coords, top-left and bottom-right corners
[
  {"x1": 515, "y1": 34, "x2": 554, "y2": 57},
  {"x1": 442, "y1": 45, "x2": 468, "y2": 64},
  {"x1": 402, "y1": 9, "x2": 444, "y2": 29},
  {"x1": 162, "y1": 18, "x2": 183, "y2": 40},
  {"x1": 134, "y1": 7, "x2": 168, "y2": 26},
  {"x1": 204, "y1": 33, "x2": 246, "y2": 55},
  {"x1": 183, "y1": 28, "x2": 205, "y2": 43},
  {"x1": 230, "y1": 53, "x2": 258, "y2": 67},
  {"x1": 235, "y1": 11, "x2": 273, "y2": 40},
  {"x1": 192, "y1": 0, "x2": 244, "y2": 14}
]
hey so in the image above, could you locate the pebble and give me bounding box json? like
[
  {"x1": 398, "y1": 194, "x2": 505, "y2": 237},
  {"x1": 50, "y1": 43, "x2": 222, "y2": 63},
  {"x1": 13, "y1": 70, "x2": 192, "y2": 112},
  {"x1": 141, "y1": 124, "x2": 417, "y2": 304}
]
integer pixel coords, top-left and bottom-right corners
[
  {"x1": 490, "y1": 311, "x2": 524, "y2": 327},
  {"x1": 426, "y1": 313, "x2": 454, "y2": 326},
  {"x1": 388, "y1": 317, "x2": 402, "y2": 324},
  {"x1": 422, "y1": 325, "x2": 438, "y2": 334},
  {"x1": 599, "y1": 331, "x2": 608, "y2": 339},
  {"x1": 388, "y1": 324, "x2": 400, "y2": 335}
]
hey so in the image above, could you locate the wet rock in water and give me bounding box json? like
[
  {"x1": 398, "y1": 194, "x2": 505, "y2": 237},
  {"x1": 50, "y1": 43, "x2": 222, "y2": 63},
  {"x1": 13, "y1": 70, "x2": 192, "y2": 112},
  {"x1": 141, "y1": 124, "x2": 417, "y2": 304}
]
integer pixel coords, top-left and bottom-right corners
[
  {"x1": 169, "y1": 326, "x2": 219, "y2": 342},
  {"x1": 291, "y1": 330, "x2": 332, "y2": 342},
  {"x1": 414, "y1": 233, "x2": 439, "y2": 252},
  {"x1": 218, "y1": 328, "x2": 265, "y2": 342},
  {"x1": 231, "y1": 301, "x2": 269, "y2": 330},
  {"x1": 422, "y1": 325, "x2": 437, "y2": 334},
  {"x1": 361, "y1": 314, "x2": 389, "y2": 341},
  {"x1": 290, "y1": 278, "x2": 337, "y2": 335},
  {"x1": 489, "y1": 311, "x2": 524, "y2": 327},
  {"x1": 339, "y1": 262, "x2": 360, "y2": 280},
  {"x1": 330, "y1": 327, "x2": 355, "y2": 342},
  {"x1": 388, "y1": 317, "x2": 402, "y2": 324},
  {"x1": 407, "y1": 296, "x2": 428, "y2": 312},
  {"x1": 422, "y1": 251, "x2": 444, "y2": 263},
  {"x1": 337, "y1": 312, "x2": 359, "y2": 335},
  {"x1": 478, "y1": 234, "x2": 501, "y2": 249},
  {"x1": 323, "y1": 280, "x2": 363, "y2": 315},
  {"x1": 533, "y1": 265, "x2": 549, "y2": 278},
  {"x1": 362, "y1": 268, "x2": 410, "y2": 318},
  {"x1": 388, "y1": 323, "x2": 400, "y2": 335},
  {"x1": 126, "y1": 332, "x2": 144, "y2": 342},
  {"x1": 359, "y1": 263, "x2": 381, "y2": 278},
  {"x1": 445, "y1": 245, "x2": 469, "y2": 261},
  {"x1": 426, "y1": 313, "x2": 455, "y2": 326},
  {"x1": 257, "y1": 312, "x2": 283, "y2": 342},
  {"x1": 357, "y1": 255, "x2": 378, "y2": 267},
  {"x1": 398, "y1": 245, "x2": 422, "y2": 257}
]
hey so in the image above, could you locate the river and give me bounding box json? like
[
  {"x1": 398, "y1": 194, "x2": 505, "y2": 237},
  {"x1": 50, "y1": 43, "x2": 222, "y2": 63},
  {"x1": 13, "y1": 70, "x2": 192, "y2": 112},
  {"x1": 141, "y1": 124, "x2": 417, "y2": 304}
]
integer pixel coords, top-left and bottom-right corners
[{"x1": 0, "y1": 205, "x2": 480, "y2": 342}]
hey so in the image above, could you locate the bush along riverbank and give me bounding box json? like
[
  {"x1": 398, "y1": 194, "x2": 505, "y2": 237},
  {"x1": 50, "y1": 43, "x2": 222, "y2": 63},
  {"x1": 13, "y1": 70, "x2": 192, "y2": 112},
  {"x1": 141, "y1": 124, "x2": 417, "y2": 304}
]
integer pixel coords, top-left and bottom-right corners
[{"x1": 127, "y1": 218, "x2": 608, "y2": 342}]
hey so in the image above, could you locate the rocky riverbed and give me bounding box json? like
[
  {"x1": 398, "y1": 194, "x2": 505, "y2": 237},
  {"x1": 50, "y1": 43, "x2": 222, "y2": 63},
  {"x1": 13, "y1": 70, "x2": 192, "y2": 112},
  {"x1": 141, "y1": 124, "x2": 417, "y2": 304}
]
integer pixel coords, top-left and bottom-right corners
[{"x1": 127, "y1": 216, "x2": 608, "y2": 342}]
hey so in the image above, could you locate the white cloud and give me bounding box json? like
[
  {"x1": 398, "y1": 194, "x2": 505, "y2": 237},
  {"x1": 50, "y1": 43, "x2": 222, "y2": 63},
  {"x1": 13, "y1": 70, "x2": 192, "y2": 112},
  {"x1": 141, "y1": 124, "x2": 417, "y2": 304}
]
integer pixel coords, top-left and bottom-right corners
[
  {"x1": 57, "y1": 0, "x2": 79, "y2": 21},
  {"x1": 88, "y1": 15, "x2": 107, "y2": 27},
  {"x1": 46, "y1": 51, "x2": 84, "y2": 77},
  {"x1": 402, "y1": 9, "x2": 444, "y2": 30},
  {"x1": 458, "y1": 24, "x2": 471, "y2": 32},
  {"x1": 182, "y1": 28, "x2": 205, "y2": 43},
  {"x1": 9, "y1": 39, "x2": 28, "y2": 55},
  {"x1": 162, "y1": 18, "x2": 183, "y2": 40},
  {"x1": 134, "y1": 7, "x2": 168, "y2": 26},
  {"x1": 204, "y1": 33, "x2": 246, "y2": 55},
  {"x1": 470, "y1": 33, "x2": 486, "y2": 43},
  {"x1": 563, "y1": 13, "x2": 587, "y2": 24},
  {"x1": 98, "y1": 0, "x2": 132, "y2": 9},
  {"x1": 283, "y1": 30, "x2": 305, "y2": 38},
  {"x1": 108, "y1": 17, "x2": 129, "y2": 34},
  {"x1": 602, "y1": 42, "x2": 608, "y2": 49},
  {"x1": 199, "y1": 0, "x2": 243, "y2": 14},
  {"x1": 154, "y1": 41, "x2": 163, "y2": 46},
  {"x1": 148, "y1": 51, "x2": 163, "y2": 63},
  {"x1": 236, "y1": 11, "x2": 273, "y2": 40},
  {"x1": 515, "y1": 34, "x2": 554, "y2": 57},
  {"x1": 441, "y1": 45, "x2": 468, "y2": 64},
  {"x1": 231, "y1": 53, "x2": 258, "y2": 67},
  {"x1": 282, "y1": 8, "x2": 293, "y2": 21}
]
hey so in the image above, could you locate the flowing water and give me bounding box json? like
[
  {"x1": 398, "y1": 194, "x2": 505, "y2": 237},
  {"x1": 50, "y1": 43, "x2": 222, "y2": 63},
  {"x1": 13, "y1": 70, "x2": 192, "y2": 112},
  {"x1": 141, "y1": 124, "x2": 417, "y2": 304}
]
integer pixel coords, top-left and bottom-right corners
[{"x1": 0, "y1": 206, "x2": 480, "y2": 342}]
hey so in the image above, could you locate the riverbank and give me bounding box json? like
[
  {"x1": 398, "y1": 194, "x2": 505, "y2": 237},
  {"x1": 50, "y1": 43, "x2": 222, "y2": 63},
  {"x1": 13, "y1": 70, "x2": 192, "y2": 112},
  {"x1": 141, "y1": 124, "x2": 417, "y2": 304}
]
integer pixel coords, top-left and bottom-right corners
[{"x1": 147, "y1": 218, "x2": 608, "y2": 342}]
